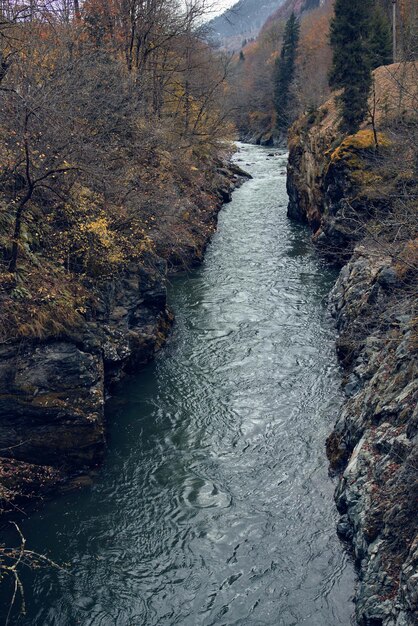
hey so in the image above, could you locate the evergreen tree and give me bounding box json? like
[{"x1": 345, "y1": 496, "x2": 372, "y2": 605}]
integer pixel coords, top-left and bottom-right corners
[
  {"x1": 329, "y1": 0, "x2": 374, "y2": 134},
  {"x1": 274, "y1": 12, "x2": 300, "y2": 132},
  {"x1": 369, "y1": 6, "x2": 392, "y2": 69}
]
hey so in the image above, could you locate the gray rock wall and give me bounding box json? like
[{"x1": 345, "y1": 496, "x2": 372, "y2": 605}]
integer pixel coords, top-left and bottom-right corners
[
  {"x1": 328, "y1": 249, "x2": 417, "y2": 626},
  {"x1": 0, "y1": 256, "x2": 172, "y2": 512},
  {"x1": 287, "y1": 118, "x2": 417, "y2": 625}
]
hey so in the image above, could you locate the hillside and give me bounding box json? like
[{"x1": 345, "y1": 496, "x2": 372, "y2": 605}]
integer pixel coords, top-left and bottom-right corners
[
  {"x1": 207, "y1": 0, "x2": 286, "y2": 50},
  {"x1": 0, "y1": 0, "x2": 248, "y2": 516},
  {"x1": 226, "y1": 0, "x2": 333, "y2": 144},
  {"x1": 263, "y1": 0, "x2": 322, "y2": 26}
]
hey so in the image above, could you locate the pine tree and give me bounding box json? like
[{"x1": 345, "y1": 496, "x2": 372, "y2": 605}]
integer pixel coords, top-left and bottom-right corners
[
  {"x1": 274, "y1": 12, "x2": 300, "y2": 132},
  {"x1": 369, "y1": 6, "x2": 392, "y2": 69},
  {"x1": 329, "y1": 0, "x2": 374, "y2": 134}
]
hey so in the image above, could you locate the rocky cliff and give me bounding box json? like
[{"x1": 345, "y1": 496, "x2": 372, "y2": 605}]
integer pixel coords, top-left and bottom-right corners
[
  {"x1": 287, "y1": 63, "x2": 417, "y2": 626},
  {"x1": 328, "y1": 249, "x2": 417, "y2": 626},
  {"x1": 0, "y1": 161, "x2": 250, "y2": 516},
  {"x1": 0, "y1": 254, "x2": 171, "y2": 512}
]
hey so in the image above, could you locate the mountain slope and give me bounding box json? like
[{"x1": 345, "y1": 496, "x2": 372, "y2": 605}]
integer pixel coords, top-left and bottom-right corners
[
  {"x1": 207, "y1": 0, "x2": 286, "y2": 49},
  {"x1": 262, "y1": 0, "x2": 323, "y2": 27}
]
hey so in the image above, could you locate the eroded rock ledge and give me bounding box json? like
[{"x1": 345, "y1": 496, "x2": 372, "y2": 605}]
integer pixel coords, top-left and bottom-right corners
[
  {"x1": 0, "y1": 256, "x2": 171, "y2": 512},
  {"x1": 328, "y1": 249, "x2": 417, "y2": 626},
  {"x1": 0, "y1": 161, "x2": 250, "y2": 516},
  {"x1": 287, "y1": 64, "x2": 417, "y2": 626}
]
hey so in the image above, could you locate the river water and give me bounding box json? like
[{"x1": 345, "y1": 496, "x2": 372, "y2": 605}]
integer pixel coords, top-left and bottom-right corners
[{"x1": 6, "y1": 144, "x2": 355, "y2": 625}]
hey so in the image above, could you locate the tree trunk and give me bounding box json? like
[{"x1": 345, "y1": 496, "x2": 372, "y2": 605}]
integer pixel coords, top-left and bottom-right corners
[
  {"x1": 9, "y1": 188, "x2": 33, "y2": 273},
  {"x1": 73, "y1": 0, "x2": 81, "y2": 20}
]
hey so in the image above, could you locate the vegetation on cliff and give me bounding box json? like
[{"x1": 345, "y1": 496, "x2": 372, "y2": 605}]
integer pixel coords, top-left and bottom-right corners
[
  {"x1": 330, "y1": 0, "x2": 378, "y2": 133},
  {"x1": 0, "y1": 0, "x2": 235, "y2": 344}
]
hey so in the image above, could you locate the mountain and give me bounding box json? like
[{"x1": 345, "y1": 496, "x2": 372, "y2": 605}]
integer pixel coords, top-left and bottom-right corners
[
  {"x1": 207, "y1": 0, "x2": 324, "y2": 50},
  {"x1": 262, "y1": 0, "x2": 323, "y2": 28},
  {"x1": 207, "y1": 0, "x2": 287, "y2": 50}
]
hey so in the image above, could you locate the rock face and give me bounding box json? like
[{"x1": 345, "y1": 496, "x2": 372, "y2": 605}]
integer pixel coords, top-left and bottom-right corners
[
  {"x1": 328, "y1": 249, "x2": 417, "y2": 626},
  {"x1": 0, "y1": 254, "x2": 172, "y2": 512},
  {"x1": 287, "y1": 77, "x2": 417, "y2": 624},
  {"x1": 287, "y1": 113, "x2": 385, "y2": 261},
  {"x1": 0, "y1": 162, "x2": 250, "y2": 514},
  {"x1": 286, "y1": 106, "x2": 336, "y2": 228}
]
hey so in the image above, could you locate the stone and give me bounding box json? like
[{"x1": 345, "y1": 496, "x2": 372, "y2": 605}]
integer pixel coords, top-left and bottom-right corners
[{"x1": 378, "y1": 267, "x2": 399, "y2": 290}]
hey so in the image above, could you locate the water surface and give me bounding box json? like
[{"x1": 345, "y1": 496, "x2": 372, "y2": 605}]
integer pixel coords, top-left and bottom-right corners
[{"x1": 7, "y1": 144, "x2": 355, "y2": 625}]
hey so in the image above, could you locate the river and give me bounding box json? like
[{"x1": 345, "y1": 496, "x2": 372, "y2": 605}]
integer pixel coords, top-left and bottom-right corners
[{"x1": 6, "y1": 144, "x2": 355, "y2": 625}]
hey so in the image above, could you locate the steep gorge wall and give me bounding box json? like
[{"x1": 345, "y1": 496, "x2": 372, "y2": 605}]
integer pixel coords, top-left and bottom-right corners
[
  {"x1": 0, "y1": 162, "x2": 250, "y2": 515},
  {"x1": 0, "y1": 256, "x2": 171, "y2": 508},
  {"x1": 287, "y1": 65, "x2": 417, "y2": 626}
]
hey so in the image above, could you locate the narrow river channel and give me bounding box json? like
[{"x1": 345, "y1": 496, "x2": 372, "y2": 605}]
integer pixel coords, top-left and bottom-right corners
[{"x1": 10, "y1": 144, "x2": 355, "y2": 625}]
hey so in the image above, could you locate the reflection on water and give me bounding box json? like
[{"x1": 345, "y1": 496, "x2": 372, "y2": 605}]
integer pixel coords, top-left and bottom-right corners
[{"x1": 4, "y1": 144, "x2": 355, "y2": 626}]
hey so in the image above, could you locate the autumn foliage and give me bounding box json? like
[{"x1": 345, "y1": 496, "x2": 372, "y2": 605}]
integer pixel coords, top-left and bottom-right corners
[
  {"x1": 0, "y1": 0, "x2": 234, "y2": 341},
  {"x1": 227, "y1": 0, "x2": 334, "y2": 142},
  {"x1": 227, "y1": 0, "x2": 416, "y2": 143}
]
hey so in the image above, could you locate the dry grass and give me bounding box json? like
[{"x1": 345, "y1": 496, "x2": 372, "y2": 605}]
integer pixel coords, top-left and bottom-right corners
[
  {"x1": 373, "y1": 62, "x2": 418, "y2": 124},
  {"x1": 0, "y1": 263, "x2": 88, "y2": 342}
]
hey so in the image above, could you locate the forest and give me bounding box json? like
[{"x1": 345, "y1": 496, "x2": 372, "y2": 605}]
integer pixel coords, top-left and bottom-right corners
[
  {"x1": 1, "y1": 0, "x2": 416, "y2": 336},
  {"x1": 227, "y1": 0, "x2": 417, "y2": 143},
  {"x1": 0, "y1": 0, "x2": 235, "y2": 342}
]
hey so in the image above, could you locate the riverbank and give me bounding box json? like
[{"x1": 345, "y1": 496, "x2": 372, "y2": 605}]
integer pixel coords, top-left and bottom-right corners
[
  {"x1": 3, "y1": 143, "x2": 355, "y2": 626},
  {"x1": 0, "y1": 156, "x2": 251, "y2": 517},
  {"x1": 287, "y1": 63, "x2": 417, "y2": 626}
]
